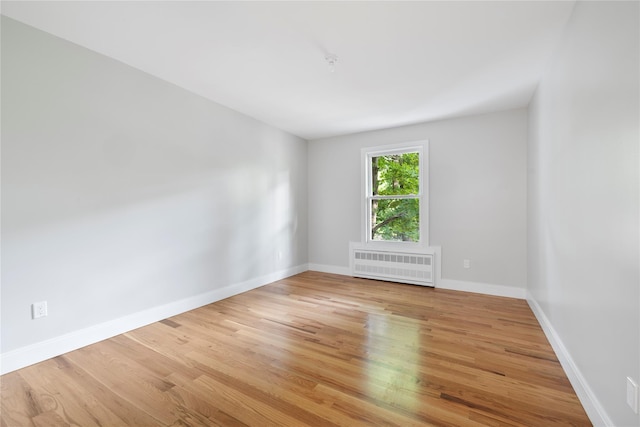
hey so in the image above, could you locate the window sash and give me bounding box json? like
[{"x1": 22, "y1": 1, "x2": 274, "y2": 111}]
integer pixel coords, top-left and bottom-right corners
[
  {"x1": 370, "y1": 198, "x2": 421, "y2": 242},
  {"x1": 363, "y1": 143, "x2": 427, "y2": 246},
  {"x1": 367, "y1": 151, "x2": 422, "y2": 198}
]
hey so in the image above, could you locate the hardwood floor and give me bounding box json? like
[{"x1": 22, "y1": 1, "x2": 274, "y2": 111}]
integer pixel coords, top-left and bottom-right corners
[{"x1": 1, "y1": 271, "x2": 591, "y2": 426}]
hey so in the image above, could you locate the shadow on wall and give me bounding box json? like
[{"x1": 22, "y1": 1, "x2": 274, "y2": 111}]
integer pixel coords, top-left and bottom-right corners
[{"x1": 1, "y1": 163, "x2": 300, "y2": 353}]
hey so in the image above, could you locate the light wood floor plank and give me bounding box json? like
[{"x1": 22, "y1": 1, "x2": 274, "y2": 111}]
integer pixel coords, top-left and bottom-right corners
[{"x1": 1, "y1": 272, "x2": 591, "y2": 426}]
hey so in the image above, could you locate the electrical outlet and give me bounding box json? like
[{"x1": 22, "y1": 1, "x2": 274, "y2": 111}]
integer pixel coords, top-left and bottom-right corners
[
  {"x1": 463, "y1": 259, "x2": 470, "y2": 269},
  {"x1": 32, "y1": 301, "x2": 48, "y2": 319},
  {"x1": 627, "y1": 377, "x2": 638, "y2": 413}
]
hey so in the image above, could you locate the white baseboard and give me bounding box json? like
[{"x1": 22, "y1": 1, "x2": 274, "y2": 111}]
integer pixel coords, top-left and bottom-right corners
[
  {"x1": 0, "y1": 264, "x2": 308, "y2": 375},
  {"x1": 438, "y1": 278, "x2": 526, "y2": 299},
  {"x1": 526, "y1": 294, "x2": 612, "y2": 427},
  {"x1": 308, "y1": 262, "x2": 524, "y2": 300},
  {"x1": 307, "y1": 263, "x2": 351, "y2": 276}
]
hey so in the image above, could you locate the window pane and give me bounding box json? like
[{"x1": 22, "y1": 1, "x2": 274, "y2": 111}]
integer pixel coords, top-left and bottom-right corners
[
  {"x1": 371, "y1": 198, "x2": 419, "y2": 242},
  {"x1": 371, "y1": 152, "x2": 419, "y2": 196}
]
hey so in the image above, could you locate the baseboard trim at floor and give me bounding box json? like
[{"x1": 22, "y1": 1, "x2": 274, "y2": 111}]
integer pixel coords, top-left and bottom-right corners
[
  {"x1": 0, "y1": 264, "x2": 308, "y2": 375},
  {"x1": 307, "y1": 264, "x2": 524, "y2": 299},
  {"x1": 307, "y1": 263, "x2": 351, "y2": 276},
  {"x1": 438, "y1": 278, "x2": 526, "y2": 299},
  {"x1": 526, "y1": 295, "x2": 612, "y2": 427}
]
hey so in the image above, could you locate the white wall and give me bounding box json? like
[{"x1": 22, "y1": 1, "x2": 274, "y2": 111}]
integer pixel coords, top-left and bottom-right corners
[
  {"x1": 308, "y1": 109, "x2": 528, "y2": 296},
  {"x1": 527, "y1": 2, "x2": 639, "y2": 426},
  {"x1": 1, "y1": 17, "x2": 308, "y2": 369}
]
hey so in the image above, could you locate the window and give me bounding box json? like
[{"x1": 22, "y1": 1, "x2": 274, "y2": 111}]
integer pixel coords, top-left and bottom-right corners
[{"x1": 362, "y1": 141, "x2": 428, "y2": 247}]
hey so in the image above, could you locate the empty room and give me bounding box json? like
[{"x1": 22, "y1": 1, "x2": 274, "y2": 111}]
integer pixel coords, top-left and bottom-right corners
[{"x1": 1, "y1": 1, "x2": 638, "y2": 426}]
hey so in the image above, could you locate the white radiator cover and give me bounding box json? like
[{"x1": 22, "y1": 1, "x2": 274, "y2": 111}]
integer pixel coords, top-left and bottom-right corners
[{"x1": 349, "y1": 244, "x2": 436, "y2": 287}]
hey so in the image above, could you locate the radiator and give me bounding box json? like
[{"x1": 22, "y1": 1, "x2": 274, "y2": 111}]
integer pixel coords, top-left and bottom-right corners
[{"x1": 350, "y1": 247, "x2": 434, "y2": 287}]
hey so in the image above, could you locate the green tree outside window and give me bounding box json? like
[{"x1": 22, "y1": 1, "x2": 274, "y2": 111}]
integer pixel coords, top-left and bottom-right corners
[{"x1": 370, "y1": 152, "x2": 420, "y2": 242}]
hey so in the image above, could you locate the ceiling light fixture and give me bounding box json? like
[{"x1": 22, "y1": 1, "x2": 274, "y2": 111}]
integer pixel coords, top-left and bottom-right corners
[{"x1": 325, "y1": 53, "x2": 338, "y2": 73}]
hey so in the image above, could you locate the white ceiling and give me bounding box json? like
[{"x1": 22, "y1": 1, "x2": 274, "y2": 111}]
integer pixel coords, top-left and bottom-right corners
[{"x1": 2, "y1": 1, "x2": 575, "y2": 140}]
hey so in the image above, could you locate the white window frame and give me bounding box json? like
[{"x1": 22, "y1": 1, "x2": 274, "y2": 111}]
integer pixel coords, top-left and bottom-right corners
[{"x1": 361, "y1": 140, "x2": 429, "y2": 250}]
